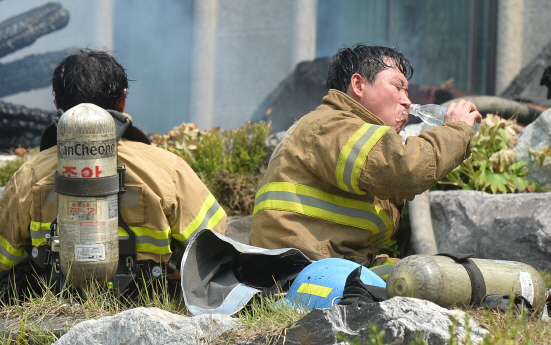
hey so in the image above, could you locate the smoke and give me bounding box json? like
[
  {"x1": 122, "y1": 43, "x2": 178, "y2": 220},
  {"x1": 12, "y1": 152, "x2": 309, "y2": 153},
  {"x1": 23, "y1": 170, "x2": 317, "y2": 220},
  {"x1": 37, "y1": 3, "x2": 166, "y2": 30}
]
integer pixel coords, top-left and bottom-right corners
[
  {"x1": 0, "y1": 0, "x2": 195, "y2": 135},
  {"x1": 0, "y1": 1, "x2": 494, "y2": 137}
]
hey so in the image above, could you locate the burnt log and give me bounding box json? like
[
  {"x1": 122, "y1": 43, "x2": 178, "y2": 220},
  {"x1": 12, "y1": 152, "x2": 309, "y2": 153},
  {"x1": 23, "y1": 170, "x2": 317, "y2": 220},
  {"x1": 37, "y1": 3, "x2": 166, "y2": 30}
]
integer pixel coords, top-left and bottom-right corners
[
  {"x1": 0, "y1": 2, "x2": 69, "y2": 59},
  {"x1": 0, "y1": 49, "x2": 74, "y2": 97},
  {"x1": 0, "y1": 101, "x2": 56, "y2": 151}
]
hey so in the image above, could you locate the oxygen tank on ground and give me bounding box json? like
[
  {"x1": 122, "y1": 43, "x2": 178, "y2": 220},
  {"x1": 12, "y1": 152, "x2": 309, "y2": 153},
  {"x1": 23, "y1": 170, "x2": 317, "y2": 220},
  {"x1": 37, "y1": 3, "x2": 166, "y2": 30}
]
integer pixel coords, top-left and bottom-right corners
[
  {"x1": 387, "y1": 254, "x2": 547, "y2": 312},
  {"x1": 55, "y1": 103, "x2": 119, "y2": 288}
]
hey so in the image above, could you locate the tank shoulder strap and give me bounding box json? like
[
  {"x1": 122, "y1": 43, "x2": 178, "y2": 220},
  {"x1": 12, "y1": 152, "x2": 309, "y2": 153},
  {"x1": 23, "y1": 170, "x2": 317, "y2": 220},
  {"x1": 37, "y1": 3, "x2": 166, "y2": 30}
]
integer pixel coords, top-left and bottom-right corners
[
  {"x1": 39, "y1": 110, "x2": 63, "y2": 151},
  {"x1": 39, "y1": 109, "x2": 151, "y2": 151},
  {"x1": 436, "y1": 253, "x2": 487, "y2": 307},
  {"x1": 106, "y1": 110, "x2": 151, "y2": 145}
]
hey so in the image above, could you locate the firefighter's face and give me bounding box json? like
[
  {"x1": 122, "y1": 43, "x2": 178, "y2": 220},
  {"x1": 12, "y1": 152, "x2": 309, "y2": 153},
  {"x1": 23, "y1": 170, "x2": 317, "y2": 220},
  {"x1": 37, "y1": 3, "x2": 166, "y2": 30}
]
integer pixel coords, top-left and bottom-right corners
[{"x1": 355, "y1": 62, "x2": 411, "y2": 133}]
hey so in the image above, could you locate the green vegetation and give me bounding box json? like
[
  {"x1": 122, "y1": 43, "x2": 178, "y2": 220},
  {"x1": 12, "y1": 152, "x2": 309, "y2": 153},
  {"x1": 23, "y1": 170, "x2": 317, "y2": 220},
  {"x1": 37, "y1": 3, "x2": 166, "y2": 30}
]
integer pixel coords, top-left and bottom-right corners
[
  {"x1": 0, "y1": 148, "x2": 38, "y2": 186},
  {"x1": 439, "y1": 115, "x2": 550, "y2": 193},
  {"x1": 151, "y1": 120, "x2": 272, "y2": 215},
  {"x1": 0, "y1": 158, "x2": 23, "y2": 186}
]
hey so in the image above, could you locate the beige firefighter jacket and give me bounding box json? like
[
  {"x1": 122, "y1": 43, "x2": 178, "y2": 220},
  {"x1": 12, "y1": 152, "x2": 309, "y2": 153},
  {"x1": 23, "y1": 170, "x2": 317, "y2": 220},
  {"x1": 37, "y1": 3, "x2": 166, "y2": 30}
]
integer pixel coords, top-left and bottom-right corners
[
  {"x1": 0, "y1": 118, "x2": 226, "y2": 272},
  {"x1": 250, "y1": 90, "x2": 473, "y2": 266}
]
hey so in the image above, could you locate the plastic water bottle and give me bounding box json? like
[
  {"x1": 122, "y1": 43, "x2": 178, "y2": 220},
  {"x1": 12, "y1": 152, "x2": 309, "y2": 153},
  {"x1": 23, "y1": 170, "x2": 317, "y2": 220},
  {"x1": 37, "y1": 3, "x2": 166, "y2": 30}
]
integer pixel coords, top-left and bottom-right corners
[{"x1": 409, "y1": 104, "x2": 479, "y2": 134}]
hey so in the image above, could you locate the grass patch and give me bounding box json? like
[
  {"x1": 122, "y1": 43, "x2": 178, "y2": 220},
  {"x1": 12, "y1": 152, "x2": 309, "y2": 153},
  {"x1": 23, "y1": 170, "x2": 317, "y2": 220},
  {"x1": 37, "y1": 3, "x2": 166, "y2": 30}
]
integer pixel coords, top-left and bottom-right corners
[
  {"x1": 0, "y1": 272, "x2": 188, "y2": 344},
  {"x1": 218, "y1": 295, "x2": 308, "y2": 345},
  {"x1": 467, "y1": 307, "x2": 550, "y2": 345},
  {"x1": 0, "y1": 270, "x2": 549, "y2": 344}
]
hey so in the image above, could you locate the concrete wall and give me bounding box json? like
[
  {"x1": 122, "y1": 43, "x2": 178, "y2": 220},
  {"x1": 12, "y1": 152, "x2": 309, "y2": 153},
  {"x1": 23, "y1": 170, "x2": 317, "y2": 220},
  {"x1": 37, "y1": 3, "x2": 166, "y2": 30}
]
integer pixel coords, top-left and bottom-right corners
[
  {"x1": 189, "y1": 0, "x2": 317, "y2": 129},
  {"x1": 2, "y1": 0, "x2": 550, "y2": 136},
  {"x1": 495, "y1": 0, "x2": 551, "y2": 96}
]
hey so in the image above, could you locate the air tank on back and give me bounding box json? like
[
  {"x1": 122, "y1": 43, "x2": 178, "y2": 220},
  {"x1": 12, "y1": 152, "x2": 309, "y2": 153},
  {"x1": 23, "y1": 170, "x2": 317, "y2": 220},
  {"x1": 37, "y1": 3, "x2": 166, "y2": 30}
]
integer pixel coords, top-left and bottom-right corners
[
  {"x1": 386, "y1": 254, "x2": 547, "y2": 312},
  {"x1": 56, "y1": 103, "x2": 119, "y2": 288}
]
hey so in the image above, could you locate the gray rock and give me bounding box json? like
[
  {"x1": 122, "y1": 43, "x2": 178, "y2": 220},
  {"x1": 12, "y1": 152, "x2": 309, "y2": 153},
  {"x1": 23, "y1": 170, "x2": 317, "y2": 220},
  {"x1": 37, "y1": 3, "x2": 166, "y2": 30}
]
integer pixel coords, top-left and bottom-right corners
[
  {"x1": 513, "y1": 109, "x2": 551, "y2": 191},
  {"x1": 430, "y1": 190, "x2": 551, "y2": 270},
  {"x1": 225, "y1": 215, "x2": 252, "y2": 244},
  {"x1": 53, "y1": 307, "x2": 238, "y2": 345},
  {"x1": 0, "y1": 185, "x2": 4, "y2": 198},
  {"x1": 267, "y1": 297, "x2": 487, "y2": 345}
]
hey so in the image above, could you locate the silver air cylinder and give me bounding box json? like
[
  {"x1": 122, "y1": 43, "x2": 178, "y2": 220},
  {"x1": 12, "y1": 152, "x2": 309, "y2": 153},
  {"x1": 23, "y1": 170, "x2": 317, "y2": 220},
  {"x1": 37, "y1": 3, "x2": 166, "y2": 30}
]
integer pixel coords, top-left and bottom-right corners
[
  {"x1": 56, "y1": 103, "x2": 119, "y2": 288},
  {"x1": 387, "y1": 254, "x2": 547, "y2": 312}
]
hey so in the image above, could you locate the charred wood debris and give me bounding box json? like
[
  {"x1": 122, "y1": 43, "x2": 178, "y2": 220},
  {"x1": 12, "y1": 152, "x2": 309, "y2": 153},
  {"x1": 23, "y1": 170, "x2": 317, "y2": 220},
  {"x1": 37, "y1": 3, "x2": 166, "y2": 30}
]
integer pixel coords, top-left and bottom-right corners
[
  {"x1": 0, "y1": 2, "x2": 71, "y2": 152},
  {"x1": 2, "y1": 2, "x2": 551, "y2": 152}
]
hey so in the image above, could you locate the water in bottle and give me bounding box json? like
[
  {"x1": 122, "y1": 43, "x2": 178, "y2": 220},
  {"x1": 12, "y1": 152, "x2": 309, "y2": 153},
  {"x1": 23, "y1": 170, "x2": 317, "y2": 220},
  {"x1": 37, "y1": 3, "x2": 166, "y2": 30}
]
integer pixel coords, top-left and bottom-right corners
[{"x1": 409, "y1": 103, "x2": 479, "y2": 134}]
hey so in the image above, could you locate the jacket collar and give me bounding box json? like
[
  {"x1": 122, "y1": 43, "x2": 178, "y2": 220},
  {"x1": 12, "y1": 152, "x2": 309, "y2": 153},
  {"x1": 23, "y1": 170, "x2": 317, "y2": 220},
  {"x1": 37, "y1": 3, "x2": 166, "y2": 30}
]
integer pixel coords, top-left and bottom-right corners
[{"x1": 321, "y1": 89, "x2": 385, "y2": 126}]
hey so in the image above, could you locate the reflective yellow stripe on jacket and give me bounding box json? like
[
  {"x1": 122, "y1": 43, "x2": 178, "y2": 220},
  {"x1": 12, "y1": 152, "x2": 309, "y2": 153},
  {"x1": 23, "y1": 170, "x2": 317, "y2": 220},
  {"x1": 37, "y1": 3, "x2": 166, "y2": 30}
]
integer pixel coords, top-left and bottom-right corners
[
  {"x1": 28, "y1": 193, "x2": 225, "y2": 257},
  {"x1": 336, "y1": 124, "x2": 389, "y2": 195},
  {"x1": 30, "y1": 221, "x2": 51, "y2": 247},
  {"x1": 0, "y1": 235, "x2": 28, "y2": 268},
  {"x1": 253, "y1": 182, "x2": 393, "y2": 248},
  {"x1": 118, "y1": 226, "x2": 171, "y2": 255},
  {"x1": 173, "y1": 193, "x2": 226, "y2": 245}
]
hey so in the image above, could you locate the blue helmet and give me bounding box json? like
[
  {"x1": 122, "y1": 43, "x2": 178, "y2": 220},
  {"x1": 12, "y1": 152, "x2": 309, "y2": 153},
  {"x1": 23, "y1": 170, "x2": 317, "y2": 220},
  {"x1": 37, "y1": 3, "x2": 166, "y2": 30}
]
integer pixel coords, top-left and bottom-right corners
[{"x1": 284, "y1": 258, "x2": 386, "y2": 310}]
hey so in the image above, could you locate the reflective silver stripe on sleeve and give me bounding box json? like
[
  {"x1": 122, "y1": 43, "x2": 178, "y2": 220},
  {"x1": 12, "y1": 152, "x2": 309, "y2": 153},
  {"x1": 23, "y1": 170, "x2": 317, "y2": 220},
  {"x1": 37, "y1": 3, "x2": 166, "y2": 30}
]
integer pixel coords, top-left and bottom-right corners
[
  {"x1": 183, "y1": 200, "x2": 223, "y2": 245},
  {"x1": 0, "y1": 246, "x2": 28, "y2": 263},
  {"x1": 30, "y1": 229, "x2": 50, "y2": 240},
  {"x1": 255, "y1": 190, "x2": 387, "y2": 233},
  {"x1": 343, "y1": 125, "x2": 380, "y2": 193},
  {"x1": 135, "y1": 235, "x2": 170, "y2": 248}
]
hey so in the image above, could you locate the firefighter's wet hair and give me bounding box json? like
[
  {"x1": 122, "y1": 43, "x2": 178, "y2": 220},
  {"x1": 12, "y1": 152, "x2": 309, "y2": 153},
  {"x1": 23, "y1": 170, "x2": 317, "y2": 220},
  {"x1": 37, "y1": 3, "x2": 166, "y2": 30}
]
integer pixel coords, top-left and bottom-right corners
[
  {"x1": 52, "y1": 49, "x2": 129, "y2": 111},
  {"x1": 327, "y1": 44, "x2": 414, "y2": 93}
]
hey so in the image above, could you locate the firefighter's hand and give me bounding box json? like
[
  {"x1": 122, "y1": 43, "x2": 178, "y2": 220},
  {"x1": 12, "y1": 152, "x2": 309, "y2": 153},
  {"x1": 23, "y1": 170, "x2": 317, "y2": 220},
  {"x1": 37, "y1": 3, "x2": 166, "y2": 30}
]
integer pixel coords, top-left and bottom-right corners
[{"x1": 443, "y1": 99, "x2": 482, "y2": 127}]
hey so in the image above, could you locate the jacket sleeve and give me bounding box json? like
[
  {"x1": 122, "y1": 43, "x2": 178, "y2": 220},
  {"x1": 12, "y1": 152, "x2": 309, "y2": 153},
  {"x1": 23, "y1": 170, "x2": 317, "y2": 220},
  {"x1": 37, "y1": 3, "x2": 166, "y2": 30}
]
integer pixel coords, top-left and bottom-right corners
[
  {"x1": 360, "y1": 121, "x2": 473, "y2": 200},
  {"x1": 168, "y1": 157, "x2": 227, "y2": 247},
  {"x1": 0, "y1": 166, "x2": 33, "y2": 272}
]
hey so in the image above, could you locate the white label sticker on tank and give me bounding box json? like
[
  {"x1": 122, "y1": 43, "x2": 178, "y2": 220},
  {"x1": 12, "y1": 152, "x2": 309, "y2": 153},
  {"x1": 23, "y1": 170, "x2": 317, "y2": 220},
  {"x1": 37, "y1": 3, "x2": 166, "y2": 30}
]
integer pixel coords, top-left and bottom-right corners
[
  {"x1": 74, "y1": 244, "x2": 106, "y2": 262},
  {"x1": 492, "y1": 260, "x2": 520, "y2": 265},
  {"x1": 519, "y1": 271, "x2": 534, "y2": 305}
]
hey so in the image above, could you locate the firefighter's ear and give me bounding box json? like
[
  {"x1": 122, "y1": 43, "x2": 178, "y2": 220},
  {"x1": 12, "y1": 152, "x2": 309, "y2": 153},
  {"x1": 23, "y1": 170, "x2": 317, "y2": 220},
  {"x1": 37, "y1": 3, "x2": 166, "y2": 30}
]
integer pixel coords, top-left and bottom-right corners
[
  {"x1": 348, "y1": 73, "x2": 364, "y2": 99},
  {"x1": 116, "y1": 93, "x2": 127, "y2": 113}
]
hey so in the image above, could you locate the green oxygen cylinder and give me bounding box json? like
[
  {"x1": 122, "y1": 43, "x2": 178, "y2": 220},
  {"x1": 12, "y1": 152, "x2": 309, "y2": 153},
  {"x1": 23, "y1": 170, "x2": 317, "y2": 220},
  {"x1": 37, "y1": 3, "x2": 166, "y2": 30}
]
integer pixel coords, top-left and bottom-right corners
[{"x1": 386, "y1": 254, "x2": 547, "y2": 312}]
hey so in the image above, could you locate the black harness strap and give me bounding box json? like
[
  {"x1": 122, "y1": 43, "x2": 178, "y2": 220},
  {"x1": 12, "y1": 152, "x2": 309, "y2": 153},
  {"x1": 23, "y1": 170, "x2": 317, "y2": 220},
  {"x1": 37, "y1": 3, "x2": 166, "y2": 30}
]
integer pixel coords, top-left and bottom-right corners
[
  {"x1": 54, "y1": 173, "x2": 120, "y2": 197},
  {"x1": 39, "y1": 110, "x2": 62, "y2": 151},
  {"x1": 106, "y1": 110, "x2": 151, "y2": 145},
  {"x1": 437, "y1": 253, "x2": 487, "y2": 307},
  {"x1": 39, "y1": 109, "x2": 151, "y2": 152}
]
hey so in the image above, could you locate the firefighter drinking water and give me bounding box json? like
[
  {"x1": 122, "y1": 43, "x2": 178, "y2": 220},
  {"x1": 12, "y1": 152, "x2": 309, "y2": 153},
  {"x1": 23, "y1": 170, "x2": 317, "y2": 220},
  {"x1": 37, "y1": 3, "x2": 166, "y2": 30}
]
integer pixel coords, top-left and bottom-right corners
[{"x1": 250, "y1": 44, "x2": 482, "y2": 278}]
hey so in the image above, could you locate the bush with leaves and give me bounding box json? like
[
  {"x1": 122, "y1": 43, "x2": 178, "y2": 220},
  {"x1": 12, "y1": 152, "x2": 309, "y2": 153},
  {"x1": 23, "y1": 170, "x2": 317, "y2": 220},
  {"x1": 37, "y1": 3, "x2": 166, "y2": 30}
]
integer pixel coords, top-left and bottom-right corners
[
  {"x1": 151, "y1": 120, "x2": 272, "y2": 215},
  {"x1": 439, "y1": 114, "x2": 550, "y2": 193},
  {"x1": 0, "y1": 149, "x2": 39, "y2": 186}
]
